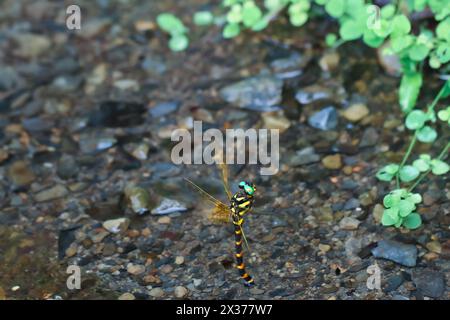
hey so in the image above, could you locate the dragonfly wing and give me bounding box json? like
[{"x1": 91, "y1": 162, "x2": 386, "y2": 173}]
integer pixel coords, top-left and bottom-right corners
[
  {"x1": 184, "y1": 178, "x2": 230, "y2": 224},
  {"x1": 240, "y1": 225, "x2": 251, "y2": 254},
  {"x1": 214, "y1": 151, "x2": 232, "y2": 201}
]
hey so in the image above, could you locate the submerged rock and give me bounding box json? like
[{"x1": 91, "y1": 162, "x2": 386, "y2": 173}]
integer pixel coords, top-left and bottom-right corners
[
  {"x1": 412, "y1": 270, "x2": 445, "y2": 298},
  {"x1": 151, "y1": 198, "x2": 187, "y2": 215},
  {"x1": 289, "y1": 147, "x2": 320, "y2": 166},
  {"x1": 124, "y1": 186, "x2": 151, "y2": 215},
  {"x1": 219, "y1": 75, "x2": 283, "y2": 111},
  {"x1": 371, "y1": 240, "x2": 417, "y2": 267},
  {"x1": 8, "y1": 161, "x2": 36, "y2": 187},
  {"x1": 308, "y1": 106, "x2": 338, "y2": 131},
  {"x1": 34, "y1": 185, "x2": 69, "y2": 202},
  {"x1": 103, "y1": 218, "x2": 130, "y2": 234}
]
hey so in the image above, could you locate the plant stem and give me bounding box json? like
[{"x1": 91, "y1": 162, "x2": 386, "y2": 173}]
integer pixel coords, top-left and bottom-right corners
[
  {"x1": 395, "y1": 82, "x2": 447, "y2": 187},
  {"x1": 408, "y1": 141, "x2": 450, "y2": 192}
]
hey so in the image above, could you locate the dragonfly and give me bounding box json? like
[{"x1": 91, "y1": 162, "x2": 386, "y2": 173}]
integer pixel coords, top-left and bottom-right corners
[{"x1": 185, "y1": 161, "x2": 257, "y2": 287}]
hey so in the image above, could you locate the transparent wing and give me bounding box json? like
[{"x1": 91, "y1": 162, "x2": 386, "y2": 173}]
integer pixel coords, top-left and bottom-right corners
[
  {"x1": 184, "y1": 178, "x2": 231, "y2": 224},
  {"x1": 213, "y1": 151, "x2": 232, "y2": 201}
]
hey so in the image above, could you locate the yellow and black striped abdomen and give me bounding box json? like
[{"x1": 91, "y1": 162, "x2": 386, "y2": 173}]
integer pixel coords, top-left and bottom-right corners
[{"x1": 231, "y1": 192, "x2": 255, "y2": 287}]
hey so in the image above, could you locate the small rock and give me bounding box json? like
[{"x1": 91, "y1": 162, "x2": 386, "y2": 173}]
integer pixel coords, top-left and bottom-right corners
[
  {"x1": 174, "y1": 286, "x2": 188, "y2": 298},
  {"x1": 131, "y1": 143, "x2": 150, "y2": 160},
  {"x1": 384, "y1": 274, "x2": 404, "y2": 293},
  {"x1": 261, "y1": 111, "x2": 291, "y2": 132},
  {"x1": 295, "y1": 85, "x2": 334, "y2": 105},
  {"x1": 339, "y1": 217, "x2": 360, "y2": 230},
  {"x1": 290, "y1": 147, "x2": 320, "y2": 166},
  {"x1": 249, "y1": 287, "x2": 265, "y2": 295},
  {"x1": 372, "y1": 204, "x2": 384, "y2": 223},
  {"x1": 175, "y1": 256, "x2": 185, "y2": 265},
  {"x1": 425, "y1": 241, "x2": 441, "y2": 254},
  {"x1": 219, "y1": 75, "x2": 283, "y2": 111},
  {"x1": 161, "y1": 265, "x2": 173, "y2": 274},
  {"x1": 149, "y1": 288, "x2": 164, "y2": 298},
  {"x1": 157, "y1": 216, "x2": 171, "y2": 224},
  {"x1": 124, "y1": 186, "x2": 151, "y2": 215},
  {"x1": 65, "y1": 244, "x2": 77, "y2": 257},
  {"x1": 34, "y1": 184, "x2": 69, "y2": 202},
  {"x1": 57, "y1": 155, "x2": 78, "y2": 179},
  {"x1": 341, "y1": 104, "x2": 369, "y2": 122},
  {"x1": 359, "y1": 127, "x2": 379, "y2": 147},
  {"x1": 151, "y1": 198, "x2": 187, "y2": 215},
  {"x1": 79, "y1": 135, "x2": 117, "y2": 154},
  {"x1": 377, "y1": 42, "x2": 402, "y2": 77},
  {"x1": 113, "y1": 79, "x2": 139, "y2": 91},
  {"x1": 308, "y1": 106, "x2": 338, "y2": 131},
  {"x1": 8, "y1": 161, "x2": 36, "y2": 187},
  {"x1": 322, "y1": 154, "x2": 342, "y2": 169},
  {"x1": 118, "y1": 293, "x2": 135, "y2": 300},
  {"x1": 319, "y1": 244, "x2": 331, "y2": 253},
  {"x1": 412, "y1": 270, "x2": 445, "y2": 298},
  {"x1": 127, "y1": 264, "x2": 146, "y2": 275},
  {"x1": 13, "y1": 33, "x2": 51, "y2": 58},
  {"x1": 371, "y1": 240, "x2": 417, "y2": 267},
  {"x1": 319, "y1": 51, "x2": 340, "y2": 72},
  {"x1": 103, "y1": 218, "x2": 130, "y2": 234},
  {"x1": 343, "y1": 198, "x2": 360, "y2": 210}
]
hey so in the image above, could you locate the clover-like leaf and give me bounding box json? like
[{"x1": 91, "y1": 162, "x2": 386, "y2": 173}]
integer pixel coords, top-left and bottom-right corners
[
  {"x1": 402, "y1": 213, "x2": 422, "y2": 229},
  {"x1": 226, "y1": 4, "x2": 242, "y2": 24},
  {"x1": 376, "y1": 164, "x2": 399, "y2": 181},
  {"x1": 340, "y1": 19, "x2": 363, "y2": 40},
  {"x1": 399, "y1": 165, "x2": 420, "y2": 182},
  {"x1": 194, "y1": 11, "x2": 214, "y2": 26},
  {"x1": 405, "y1": 110, "x2": 427, "y2": 130},
  {"x1": 430, "y1": 159, "x2": 450, "y2": 175},
  {"x1": 413, "y1": 158, "x2": 430, "y2": 172},
  {"x1": 383, "y1": 193, "x2": 400, "y2": 208},
  {"x1": 408, "y1": 193, "x2": 422, "y2": 204},
  {"x1": 223, "y1": 23, "x2": 240, "y2": 38},
  {"x1": 157, "y1": 13, "x2": 187, "y2": 35},
  {"x1": 438, "y1": 108, "x2": 450, "y2": 122},
  {"x1": 417, "y1": 126, "x2": 437, "y2": 143},
  {"x1": 391, "y1": 14, "x2": 411, "y2": 36},
  {"x1": 398, "y1": 199, "x2": 415, "y2": 217},
  {"x1": 289, "y1": 11, "x2": 308, "y2": 27},
  {"x1": 381, "y1": 208, "x2": 400, "y2": 226},
  {"x1": 325, "y1": 0, "x2": 345, "y2": 18},
  {"x1": 242, "y1": 2, "x2": 263, "y2": 28},
  {"x1": 408, "y1": 43, "x2": 430, "y2": 61},
  {"x1": 169, "y1": 34, "x2": 189, "y2": 52},
  {"x1": 399, "y1": 73, "x2": 422, "y2": 114}
]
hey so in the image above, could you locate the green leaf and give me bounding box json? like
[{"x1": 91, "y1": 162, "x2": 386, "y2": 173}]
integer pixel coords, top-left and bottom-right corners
[
  {"x1": 168, "y1": 34, "x2": 189, "y2": 52},
  {"x1": 326, "y1": 33, "x2": 337, "y2": 47},
  {"x1": 405, "y1": 110, "x2": 427, "y2": 130},
  {"x1": 242, "y1": 2, "x2": 263, "y2": 28},
  {"x1": 391, "y1": 35, "x2": 413, "y2": 53},
  {"x1": 376, "y1": 164, "x2": 399, "y2": 181},
  {"x1": 398, "y1": 199, "x2": 415, "y2": 217},
  {"x1": 399, "y1": 72, "x2": 422, "y2": 113},
  {"x1": 412, "y1": 158, "x2": 430, "y2": 172},
  {"x1": 436, "y1": 17, "x2": 450, "y2": 41},
  {"x1": 409, "y1": 193, "x2": 422, "y2": 204},
  {"x1": 193, "y1": 11, "x2": 214, "y2": 26},
  {"x1": 223, "y1": 23, "x2": 240, "y2": 38},
  {"x1": 381, "y1": 4, "x2": 396, "y2": 19},
  {"x1": 383, "y1": 193, "x2": 400, "y2": 208},
  {"x1": 402, "y1": 213, "x2": 422, "y2": 229},
  {"x1": 382, "y1": 210, "x2": 399, "y2": 226},
  {"x1": 430, "y1": 159, "x2": 450, "y2": 175},
  {"x1": 391, "y1": 14, "x2": 411, "y2": 36},
  {"x1": 157, "y1": 13, "x2": 187, "y2": 35},
  {"x1": 290, "y1": 11, "x2": 308, "y2": 26},
  {"x1": 325, "y1": 0, "x2": 345, "y2": 18},
  {"x1": 363, "y1": 29, "x2": 385, "y2": 48},
  {"x1": 408, "y1": 43, "x2": 430, "y2": 61},
  {"x1": 416, "y1": 125, "x2": 437, "y2": 143},
  {"x1": 436, "y1": 42, "x2": 450, "y2": 64},
  {"x1": 226, "y1": 4, "x2": 242, "y2": 24},
  {"x1": 339, "y1": 19, "x2": 364, "y2": 40},
  {"x1": 438, "y1": 109, "x2": 450, "y2": 121},
  {"x1": 399, "y1": 165, "x2": 420, "y2": 182}
]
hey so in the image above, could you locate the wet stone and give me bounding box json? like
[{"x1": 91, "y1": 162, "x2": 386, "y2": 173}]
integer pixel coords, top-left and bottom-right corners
[
  {"x1": 118, "y1": 293, "x2": 135, "y2": 300},
  {"x1": 124, "y1": 186, "x2": 151, "y2": 215},
  {"x1": 412, "y1": 270, "x2": 445, "y2": 298},
  {"x1": 359, "y1": 127, "x2": 379, "y2": 147},
  {"x1": 127, "y1": 264, "x2": 146, "y2": 275},
  {"x1": 341, "y1": 103, "x2": 369, "y2": 122},
  {"x1": 289, "y1": 147, "x2": 320, "y2": 166},
  {"x1": 295, "y1": 85, "x2": 334, "y2": 105},
  {"x1": 339, "y1": 217, "x2": 360, "y2": 230},
  {"x1": 383, "y1": 274, "x2": 404, "y2": 293},
  {"x1": 308, "y1": 106, "x2": 338, "y2": 131},
  {"x1": 8, "y1": 161, "x2": 36, "y2": 187},
  {"x1": 149, "y1": 288, "x2": 164, "y2": 298},
  {"x1": 371, "y1": 240, "x2": 417, "y2": 267},
  {"x1": 322, "y1": 154, "x2": 342, "y2": 169},
  {"x1": 149, "y1": 101, "x2": 180, "y2": 118},
  {"x1": 57, "y1": 155, "x2": 78, "y2": 180},
  {"x1": 79, "y1": 135, "x2": 117, "y2": 154},
  {"x1": 34, "y1": 184, "x2": 69, "y2": 202},
  {"x1": 103, "y1": 218, "x2": 130, "y2": 234},
  {"x1": 174, "y1": 286, "x2": 188, "y2": 298},
  {"x1": 151, "y1": 198, "x2": 187, "y2": 215},
  {"x1": 219, "y1": 75, "x2": 283, "y2": 111},
  {"x1": 88, "y1": 101, "x2": 146, "y2": 128},
  {"x1": 344, "y1": 198, "x2": 360, "y2": 210}
]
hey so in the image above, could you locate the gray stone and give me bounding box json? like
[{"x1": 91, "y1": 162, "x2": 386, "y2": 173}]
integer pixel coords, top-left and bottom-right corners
[
  {"x1": 412, "y1": 270, "x2": 445, "y2": 298},
  {"x1": 219, "y1": 75, "x2": 283, "y2": 111},
  {"x1": 34, "y1": 184, "x2": 69, "y2": 202},
  {"x1": 371, "y1": 240, "x2": 417, "y2": 267},
  {"x1": 308, "y1": 106, "x2": 338, "y2": 131},
  {"x1": 289, "y1": 147, "x2": 320, "y2": 166}
]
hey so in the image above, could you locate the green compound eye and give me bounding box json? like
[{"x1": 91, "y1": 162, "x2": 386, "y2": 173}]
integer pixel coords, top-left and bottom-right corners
[{"x1": 245, "y1": 186, "x2": 254, "y2": 195}]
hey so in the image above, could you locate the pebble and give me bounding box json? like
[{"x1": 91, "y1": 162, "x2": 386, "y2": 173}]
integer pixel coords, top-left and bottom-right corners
[
  {"x1": 79, "y1": 135, "x2": 117, "y2": 154},
  {"x1": 371, "y1": 240, "x2": 417, "y2": 267},
  {"x1": 103, "y1": 218, "x2": 130, "y2": 234},
  {"x1": 175, "y1": 256, "x2": 185, "y2": 265},
  {"x1": 319, "y1": 51, "x2": 340, "y2": 72},
  {"x1": 308, "y1": 106, "x2": 338, "y2": 131},
  {"x1": 359, "y1": 127, "x2": 379, "y2": 147},
  {"x1": 65, "y1": 244, "x2": 78, "y2": 257},
  {"x1": 57, "y1": 155, "x2": 78, "y2": 179},
  {"x1": 118, "y1": 293, "x2": 135, "y2": 300},
  {"x1": 339, "y1": 217, "x2": 360, "y2": 230},
  {"x1": 124, "y1": 186, "x2": 151, "y2": 215},
  {"x1": 372, "y1": 204, "x2": 384, "y2": 223},
  {"x1": 289, "y1": 147, "x2": 320, "y2": 166},
  {"x1": 127, "y1": 264, "x2": 146, "y2": 275},
  {"x1": 261, "y1": 111, "x2": 291, "y2": 132},
  {"x1": 341, "y1": 103, "x2": 369, "y2": 122},
  {"x1": 219, "y1": 75, "x2": 283, "y2": 111},
  {"x1": 161, "y1": 265, "x2": 173, "y2": 274},
  {"x1": 150, "y1": 101, "x2": 180, "y2": 118},
  {"x1": 7, "y1": 161, "x2": 36, "y2": 187},
  {"x1": 157, "y1": 216, "x2": 171, "y2": 224},
  {"x1": 34, "y1": 184, "x2": 69, "y2": 202},
  {"x1": 425, "y1": 241, "x2": 441, "y2": 254},
  {"x1": 322, "y1": 154, "x2": 342, "y2": 169},
  {"x1": 174, "y1": 286, "x2": 188, "y2": 298},
  {"x1": 149, "y1": 288, "x2": 164, "y2": 298},
  {"x1": 13, "y1": 33, "x2": 51, "y2": 58},
  {"x1": 319, "y1": 244, "x2": 331, "y2": 253},
  {"x1": 249, "y1": 287, "x2": 265, "y2": 295},
  {"x1": 412, "y1": 270, "x2": 445, "y2": 298},
  {"x1": 295, "y1": 85, "x2": 334, "y2": 105},
  {"x1": 151, "y1": 198, "x2": 187, "y2": 215}
]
